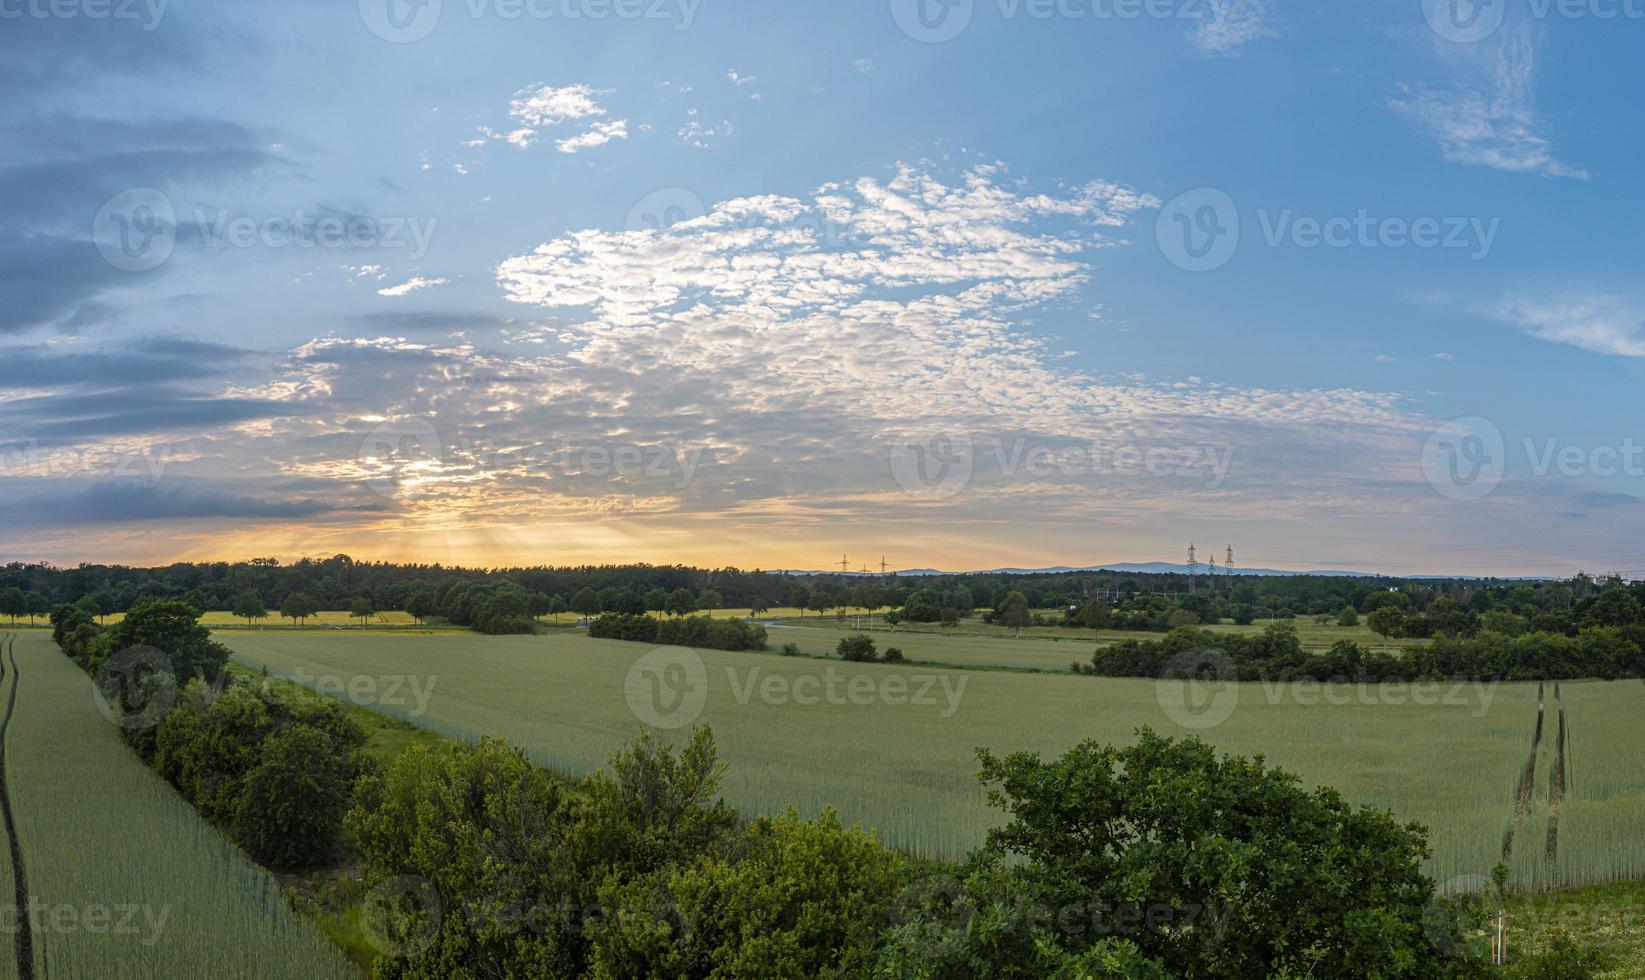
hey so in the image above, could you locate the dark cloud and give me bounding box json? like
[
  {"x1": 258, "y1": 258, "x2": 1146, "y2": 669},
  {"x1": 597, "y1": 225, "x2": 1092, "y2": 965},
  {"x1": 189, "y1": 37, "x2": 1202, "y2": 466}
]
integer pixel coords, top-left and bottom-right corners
[
  {"x1": 10, "y1": 481, "x2": 385, "y2": 525},
  {"x1": 0, "y1": 386, "x2": 309, "y2": 442},
  {"x1": 0, "y1": 336, "x2": 256, "y2": 389}
]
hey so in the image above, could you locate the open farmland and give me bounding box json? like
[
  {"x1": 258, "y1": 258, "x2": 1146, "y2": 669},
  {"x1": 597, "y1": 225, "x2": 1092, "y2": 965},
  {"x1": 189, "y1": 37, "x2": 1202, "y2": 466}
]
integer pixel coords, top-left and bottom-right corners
[
  {"x1": 223, "y1": 629, "x2": 1645, "y2": 891},
  {"x1": 0, "y1": 632, "x2": 354, "y2": 979}
]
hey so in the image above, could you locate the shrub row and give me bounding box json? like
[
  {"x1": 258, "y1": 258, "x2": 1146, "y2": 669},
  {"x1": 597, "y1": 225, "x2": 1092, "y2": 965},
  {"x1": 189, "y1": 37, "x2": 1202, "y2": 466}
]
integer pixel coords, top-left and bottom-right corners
[{"x1": 587, "y1": 612, "x2": 768, "y2": 651}]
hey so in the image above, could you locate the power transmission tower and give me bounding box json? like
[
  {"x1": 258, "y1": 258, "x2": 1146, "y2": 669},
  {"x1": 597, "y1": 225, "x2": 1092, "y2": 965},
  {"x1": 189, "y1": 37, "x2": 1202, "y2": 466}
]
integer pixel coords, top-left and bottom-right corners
[
  {"x1": 1226, "y1": 544, "x2": 1235, "y2": 578},
  {"x1": 838, "y1": 554, "x2": 850, "y2": 574},
  {"x1": 880, "y1": 556, "x2": 888, "y2": 576},
  {"x1": 1187, "y1": 543, "x2": 1199, "y2": 593},
  {"x1": 1207, "y1": 553, "x2": 1217, "y2": 590}
]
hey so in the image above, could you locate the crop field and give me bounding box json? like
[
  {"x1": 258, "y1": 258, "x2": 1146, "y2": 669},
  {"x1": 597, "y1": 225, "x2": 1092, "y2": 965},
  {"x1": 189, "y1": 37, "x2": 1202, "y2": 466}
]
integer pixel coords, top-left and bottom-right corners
[
  {"x1": 223, "y1": 629, "x2": 1645, "y2": 892},
  {"x1": 98, "y1": 609, "x2": 421, "y2": 629},
  {"x1": 0, "y1": 632, "x2": 354, "y2": 979}
]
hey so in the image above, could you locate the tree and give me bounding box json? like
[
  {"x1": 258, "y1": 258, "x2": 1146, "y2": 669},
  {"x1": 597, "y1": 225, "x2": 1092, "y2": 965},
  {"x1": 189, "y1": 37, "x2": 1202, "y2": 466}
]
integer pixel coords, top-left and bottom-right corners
[
  {"x1": 666, "y1": 587, "x2": 697, "y2": 617},
  {"x1": 231, "y1": 591, "x2": 267, "y2": 627},
  {"x1": 0, "y1": 587, "x2": 23, "y2": 625},
  {"x1": 939, "y1": 607, "x2": 962, "y2": 627},
  {"x1": 349, "y1": 595, "x2": 375, "y2": 627},
  {"x1": 1338, "y1": 605, "x2": 1360, "y2": 627},
  {"x1": 233, "y1": 724, "x2": 359, "y2": 867},
  {"x1": 644, "y1": 587, "x2": 669, "y2": 613},
  {"x1": 101, "y1": 598, "x2": 231, "y2": 683},
  {"x1": 837, "y1": 634, "x2": 877, "y2": 662},
  {"x1": 1368, "y1": 606, "x2": 1406, "y2": 649},
  {"x1": 998, "y1": 591, "x2": 1031, "y2": 637},
  {"x1": 570, "y1": 586, "x2": 601, "y2": 618},
  {"x1": 790, "y1": 586, "x2": 811, "y2": 618},
  {"x1": 24, "y1": 591, "x2": 49, "y2": 626},
  {"x1": 807, "y1": 587, "x2": 834, "y2": 619},
  {"x1": 961, "y1": 730, "x2": 1480, "y2": 978},
  {"x1": 279, "y1": 592, "x2": 319, "y2": 628},
  {"x1": 405, "y1": 586, "x2": 437, "y2": 625},
  {"x1": 547, "y1": 593, "x2": 569, "y2": 619},
  {"x1": 696, "y1": 587, "x2": 724, "y2": 611}
]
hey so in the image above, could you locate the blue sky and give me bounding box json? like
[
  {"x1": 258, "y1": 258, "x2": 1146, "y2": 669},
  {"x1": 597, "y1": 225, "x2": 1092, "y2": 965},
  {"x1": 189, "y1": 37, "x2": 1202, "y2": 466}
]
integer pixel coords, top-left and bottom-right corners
[{"x1": 2, "y1": 0, "x2": 1642, "y2": 576}]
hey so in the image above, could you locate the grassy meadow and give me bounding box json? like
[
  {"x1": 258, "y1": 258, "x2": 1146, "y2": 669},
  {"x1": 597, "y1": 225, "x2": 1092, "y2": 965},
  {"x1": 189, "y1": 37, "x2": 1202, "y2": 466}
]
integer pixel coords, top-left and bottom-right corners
[
  {"x1": 221, "y1": 628, "x2": 1645, "y2": 892},
  {"x1": 2, "y1": 632, "x2": 355, "y2": 978}
]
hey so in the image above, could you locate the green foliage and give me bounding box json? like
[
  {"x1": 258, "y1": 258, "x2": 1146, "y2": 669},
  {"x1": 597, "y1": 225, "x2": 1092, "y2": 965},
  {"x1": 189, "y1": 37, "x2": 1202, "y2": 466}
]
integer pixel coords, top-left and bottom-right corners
[
  {"x1": 96, "y1": 596, "x2": 230, "y2": 681},
  {"x1": 1339, "y1": 605, "x2": 1360, "y2": 626},
  {"x1": 591, "y1": 808, "x2": 903, "y2": 979},
  {"x1": 280, "y1": 591, "x2": 320, "y2": 625},
  {"x1": 1506, "y1": 935, "x2": 1603, "y2": 979},
  {"x1": 588, "y1": 612, "x2": 768, "y2": 650},
  {"x1": 837, "y1": 633, "x2": 878, "y2": 662},
  {"x1": 970, "y1": 729, "x2": 1485, "y2": 978},
  {"x1": 883, "y1": 646, "x2": 905, "y2": 663},
  {"x1": 233, "y1": 724, "x2": 356, "y2": 867}
]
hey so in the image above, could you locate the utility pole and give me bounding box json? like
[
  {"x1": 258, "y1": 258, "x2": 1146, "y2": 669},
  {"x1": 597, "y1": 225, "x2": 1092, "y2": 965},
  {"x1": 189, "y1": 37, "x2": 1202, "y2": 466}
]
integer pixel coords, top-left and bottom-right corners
[{"x1": 838, "y1": 554, "x2": 850, "y2": 575}]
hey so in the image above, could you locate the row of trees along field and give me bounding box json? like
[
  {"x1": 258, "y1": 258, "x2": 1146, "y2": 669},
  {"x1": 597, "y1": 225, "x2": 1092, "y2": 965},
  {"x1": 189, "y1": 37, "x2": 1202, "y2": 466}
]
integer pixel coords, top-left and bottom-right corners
[
  {"x1": 2, "y1": 556, "x2": 1625, "y2": 628},
  {"x1": 37, "y1": 598, "x2": 1546, "y2": 977}
]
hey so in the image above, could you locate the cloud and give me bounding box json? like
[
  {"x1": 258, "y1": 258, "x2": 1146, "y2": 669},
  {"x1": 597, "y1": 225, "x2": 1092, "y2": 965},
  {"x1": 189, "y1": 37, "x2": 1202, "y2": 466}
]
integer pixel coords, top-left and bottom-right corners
[
  {"x1": 10, "y1": 481, "x2": 378, "y2": 526},
  {"x1": 1389, "y1": 23, "x2": 1587, "y2": 179},
  {"x1": 377, "y1": 276, "x2": 449, "y2": 297},
  {"x1": 677, "y1": 118, "x2": 732, "y2": 148},
  {"x1": 556, "y1": 119, "x2": 629, "y2": 154},
  {"x1": 1190, "y1": 0, "x2": 1282, "y2": 55},
  {"x1": 482, "y1": 83, "x2": 615, "y2": 150},
  {"x1": 1489, "y1": 293, "x2": 1645, "y2": 358}
]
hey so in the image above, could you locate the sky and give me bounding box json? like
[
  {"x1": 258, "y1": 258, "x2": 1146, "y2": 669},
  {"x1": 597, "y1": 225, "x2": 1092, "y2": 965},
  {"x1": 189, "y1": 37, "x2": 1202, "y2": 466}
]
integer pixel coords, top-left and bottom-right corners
[{"x1": 1, "y1": 0, "x2": 1642, "y2": 577}]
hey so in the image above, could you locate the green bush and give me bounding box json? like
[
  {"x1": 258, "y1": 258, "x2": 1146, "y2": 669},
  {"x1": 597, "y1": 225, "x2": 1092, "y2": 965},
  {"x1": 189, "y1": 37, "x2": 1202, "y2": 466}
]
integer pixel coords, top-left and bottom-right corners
[
  {"x1": 837, "y1": 634, "x2": 877, "y2": 662},
  {"x1": 233, "y1": 725, "x2": 355, "y2": 867},
  {"x1": 882, "y1": 646, "x2": 905, "y2": 663}
]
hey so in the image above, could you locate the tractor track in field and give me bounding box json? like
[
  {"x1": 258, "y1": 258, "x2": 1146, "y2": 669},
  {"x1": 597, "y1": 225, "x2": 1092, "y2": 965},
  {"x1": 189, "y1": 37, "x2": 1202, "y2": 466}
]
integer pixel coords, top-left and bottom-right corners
[{"x1": 0, "y1": 633, "x2": 37, "y2": 980}]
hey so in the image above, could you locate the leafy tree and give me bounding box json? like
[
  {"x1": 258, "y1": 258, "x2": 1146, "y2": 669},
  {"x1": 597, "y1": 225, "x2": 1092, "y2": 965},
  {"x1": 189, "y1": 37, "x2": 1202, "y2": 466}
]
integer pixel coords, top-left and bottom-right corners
[
  {"x1": 100, "y1": 598, "x2": 230, "y2": 682},
  {"x1": 666, "y1": 587, "x2": 697, "y2": 617},
  {"x1": 999, "y1": 591, "x2": 1031, "y2": 637},
  {"x1": 0, "y1": 586, "x2": 23, "y2": 625},
  {"x1": 789, "y1": 585, "x2": 811, "y2": 617},
  {"x1": 940, "y1": 607, "x2": 962, "y2": 627},
  {"x1": 1368, "y1": 606, "x2": 1406, "y2": 648},
  {"x1": 570, "y1": 586, "x2": 601, "y2": 618},
  {"x1": 837, "y1": 633, "x2": 877, "y2": 662},
  {"x1": 644, "y1": 587, "x2": 669, "y2": 612},
  {"x1": 696, "y1": 587, "x2": 724, "y2": 611},
  {"x1": 547, "y1": 593, "x2": 569, "y2": 618},
  {"x1": 24, "y1": 591, "x2": 49, "y2": 625},
  {"x1": 279, "y1": 592, "x2": 319, "y2": 627},
  {"x1": 405, "y1": 586, "x2": 437, "y2": 624},
  {"x1": 233, "y1": 725, "x2": 357, "y2": 867},
  {"x1": 965, "y1": 730, "x2": 1483, "y2": 978},
  {"x1": 231, "y1": 590, "x2": 267, "y2": 627},
  {"x1": 1338, "y1": 605, "x2": 1360, "y2": 627},
  {"x1": 349, "y1": 595, "x2": 375, "y2": 627}
]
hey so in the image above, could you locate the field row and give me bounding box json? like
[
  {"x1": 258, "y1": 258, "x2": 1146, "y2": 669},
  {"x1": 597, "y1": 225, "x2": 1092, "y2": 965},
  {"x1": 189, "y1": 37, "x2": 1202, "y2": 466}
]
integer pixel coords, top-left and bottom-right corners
[{"x1": 223, "y1": 629, "x2": 1645, "y2": 891}]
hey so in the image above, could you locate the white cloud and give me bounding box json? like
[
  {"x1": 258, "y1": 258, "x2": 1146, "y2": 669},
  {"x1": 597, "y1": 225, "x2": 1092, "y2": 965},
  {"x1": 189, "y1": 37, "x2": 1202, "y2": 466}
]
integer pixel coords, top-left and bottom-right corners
[
  {"x1": 851, "y1": 58, "x2": 874, "y2": 74},
  {"x1": 556, "y1": 119, "x2": 629, "y2": 154},
  {"x1": 1432, "y1": 352, "x2": 1453, "y2": 361},
  {"x1": 482, "y1": 83, "x2": 614, "y2": 150},
  {"x1": 1390, "y1": 23, "x2": 1587, "y2": 179},
  {"x1": 1190, "y1": 0, "x2": 1282, "y2": 55},
  {"x1": 377, "y1": 276, "x2": 450, "y2": 297},
  {"x1": 1490, "y1": 293, "x2": 1645, "y2": 358},
  {"x1": 677, "y1": 118, "x2": 732, "y2": 148}
]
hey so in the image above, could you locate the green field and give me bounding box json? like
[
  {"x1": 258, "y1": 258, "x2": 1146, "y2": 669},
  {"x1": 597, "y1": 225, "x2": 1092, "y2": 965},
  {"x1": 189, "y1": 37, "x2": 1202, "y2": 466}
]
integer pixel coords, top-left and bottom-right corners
[
  {"x1": 0, "y1": 632, "x2": 354, "y2": 979},
  {"x1": 222, "y1": 629, "x2": 1645, "y2": 892}
]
